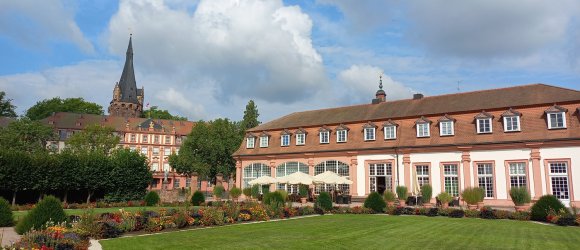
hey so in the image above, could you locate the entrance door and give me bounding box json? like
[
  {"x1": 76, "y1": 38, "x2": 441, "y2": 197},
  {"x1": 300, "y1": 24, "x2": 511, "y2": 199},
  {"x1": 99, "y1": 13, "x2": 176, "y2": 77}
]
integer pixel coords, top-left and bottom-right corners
[{"x1": 377, "y1": 177, "x2": 386, "y2": 195}]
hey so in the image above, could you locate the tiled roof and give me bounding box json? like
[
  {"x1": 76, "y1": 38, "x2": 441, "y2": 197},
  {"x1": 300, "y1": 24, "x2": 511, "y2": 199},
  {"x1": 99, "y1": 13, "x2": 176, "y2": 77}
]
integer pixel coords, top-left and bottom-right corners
[
  {"x1": 41, "y1": 112, "x2": 195, "y2": 135},
  {"x1": 249, "y1": 84, "x2": 580, "y2": 132},
  {"x1": 501, "y1": 108, "x2": 521, "y2": 117},
  {"x1": 544, "y1": 105, "x2": 568, "y2": 113}
]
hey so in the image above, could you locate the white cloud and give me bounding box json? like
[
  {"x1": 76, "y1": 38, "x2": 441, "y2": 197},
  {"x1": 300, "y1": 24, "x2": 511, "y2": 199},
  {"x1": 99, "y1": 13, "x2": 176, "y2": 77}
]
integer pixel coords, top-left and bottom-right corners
[
  {"x1": 0, "y1": 0, "x2": 94, "y2": 53},
  {"x1": 337, "y1": 65, "x2": 413, "y2": 104},
  {"x1": 317, "y1": 0, "x2": 396, "y2": 32}
]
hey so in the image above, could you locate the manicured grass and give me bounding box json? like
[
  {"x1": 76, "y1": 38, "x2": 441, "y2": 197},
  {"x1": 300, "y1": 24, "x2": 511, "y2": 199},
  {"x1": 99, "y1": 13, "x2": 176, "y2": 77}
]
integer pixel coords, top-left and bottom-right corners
[
  {"x1": 13, "y1": 206, "x2": 180, "y2": 222},
  {"x1": 100, "y1": 215, "x2": 580, "y2": 250}
]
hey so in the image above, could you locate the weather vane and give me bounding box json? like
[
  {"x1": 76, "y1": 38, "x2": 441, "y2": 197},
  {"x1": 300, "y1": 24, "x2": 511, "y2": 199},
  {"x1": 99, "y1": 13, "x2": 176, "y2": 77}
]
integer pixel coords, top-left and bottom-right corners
[{"x1": 378, "y1": 71, "x2": 383, "y2": 90}]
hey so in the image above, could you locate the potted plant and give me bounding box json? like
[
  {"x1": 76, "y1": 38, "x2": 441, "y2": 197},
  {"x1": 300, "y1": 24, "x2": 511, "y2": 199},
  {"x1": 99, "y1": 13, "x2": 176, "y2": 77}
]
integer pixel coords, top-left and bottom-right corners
[
  {"x1": 251, "y1": 184, "x2": 261, "y2": 201},
  {"x1": 213, "y1": 185, "x2": 225, "y2": 201},
  {"x1": 383, "y1": 190, "x2": 397, "y2": 207},
  {"x1": 476, "y1": 187, "x2": 485, "y2": 209},
  {"x1": 462, "y1": 187, "x2": 483, "y2": 210},
  {"x1": 242, "y1": 187, "x2": 252, "y2": 201},
  {"x1": 396, "y1": 186, "x2": 408, "y2": 206},
  {"x1": 299, "y1": 184, "x2": 309, "y2": 204},
  {"x1": 509, "y1": 187, "x2": 531, "y2": 211},
  {"x1": 420, "y1": 184, "x2": 433, "y2": 208},
  {"x1": 437, "y1": 192, "x2": 453, "y2": 209},
  {"x1": 229, "y1": 187, "x2": 242, "y2": 202}
]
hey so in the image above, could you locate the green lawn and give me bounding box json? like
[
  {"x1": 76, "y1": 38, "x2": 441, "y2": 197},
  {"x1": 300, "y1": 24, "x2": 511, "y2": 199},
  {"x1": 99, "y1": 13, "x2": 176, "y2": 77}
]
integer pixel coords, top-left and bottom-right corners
[
  {"x1": 13, "y1": 206, "x2": 180, "y2": 221},
  {"x1": 100, "y1": 215, "x2": 580, "y2": 250}
]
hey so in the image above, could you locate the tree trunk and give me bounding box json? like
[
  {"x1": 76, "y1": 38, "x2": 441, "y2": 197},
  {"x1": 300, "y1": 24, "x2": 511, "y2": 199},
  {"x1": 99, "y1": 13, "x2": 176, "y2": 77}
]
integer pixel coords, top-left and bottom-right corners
[
  {"x1": 38, "y1": 191, "x2": 44, "y2": 202},
  {"x1": 63, "y1": 190, "x2": 68, "y2": 204},
  {"x1": 86, "y1": 190, "x2": 93, "y2": 204},
  {"x1": 12, "y1": 191, "x2": 16, "y2": 206}
]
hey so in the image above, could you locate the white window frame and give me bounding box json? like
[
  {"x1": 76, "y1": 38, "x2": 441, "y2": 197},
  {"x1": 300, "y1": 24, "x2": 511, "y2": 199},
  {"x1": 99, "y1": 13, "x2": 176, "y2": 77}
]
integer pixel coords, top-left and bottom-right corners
[
  {"x1": 476, "y1": 118, "x2": 492, "y2": 134},
  {"x1": 281, "y1": 134, "x2": 290, "y2": 146},
  {"x1": 547, "y1": 112, "x2": 566, "y2": 129},
  {"x1": 416, "y1": 165, "x2": 429, "y2": 187},
  {"x1": 384, "y1": 126, "x2": 396, "y2": 140},
  {"x1": 320, "y1": 131, "x2": 329, "y2": 144},
  {"x1": 164, "y1": 147, "x2": 171, "y2": 156},
  {"x1": 509, "y1": 162, "x2": 527, "y2": 188},
  {"x1": 549, "y1": 162, "x2": 570, "y2": 200},
  {"x1": 369, "y1": 163, "x2": 393, "y2": 193},
  {"x1": 416, "y1": 123, "x2": 430, "y2": 138},
  {"x1": 364, "y1": 127, "x2": 376, "y2": 141},
  {"x1": 153, "y1": 147, "x2": 160, "y2": 156},
  {"x1": 151, "y1": 162, "x2": 159, "y2": 171},
  {"x1": 337, "y1": 130, "x2": 347, "y2": 142},
  {"x1": 503, "y1": 116, "x2": 521, "y2": 132},
  {"x1": 477, "y1": 163, "x2": 494, "y2": 198},
  {"x1": 439, "y1": 121, "x2": 454, "y2": 136},
  {"x1": 296, "y1": 133, "x2": 305, "y2": 145},
  {"x1": 246, "y1": 137, "x2": 255, "y2": 149},
  {"x1": 443, "y1": 164, "x2": 459, "y2": 197},
  {"x1": 141, "y1": 147, "x2": 148, "y2": 155},
  {"x1": 259, "y1": 136, "x2": 269, "y2": 148}
]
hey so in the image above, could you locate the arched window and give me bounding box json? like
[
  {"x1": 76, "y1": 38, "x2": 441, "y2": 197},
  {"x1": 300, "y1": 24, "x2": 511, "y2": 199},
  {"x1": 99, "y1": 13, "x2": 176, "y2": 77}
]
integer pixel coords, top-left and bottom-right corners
[
  {"x1": 242, "y1": 163, "x2": 271, "y2": 188},
  {"x1": 276, "y1": 162, "x2": 309, "y2": 194},
  {"x1": 314, "y1": 160, "x2": 350, "y2": 194}
]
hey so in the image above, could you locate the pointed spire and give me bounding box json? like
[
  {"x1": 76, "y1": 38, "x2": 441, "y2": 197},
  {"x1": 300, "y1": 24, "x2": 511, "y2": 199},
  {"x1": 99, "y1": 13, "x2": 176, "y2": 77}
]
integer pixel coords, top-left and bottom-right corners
[
  {"x1": 118, "y1": 35, "x2": 138, "y2": 104},
  {"x1": 374, "y1": 73, "x2": 386, "y2": 103}
]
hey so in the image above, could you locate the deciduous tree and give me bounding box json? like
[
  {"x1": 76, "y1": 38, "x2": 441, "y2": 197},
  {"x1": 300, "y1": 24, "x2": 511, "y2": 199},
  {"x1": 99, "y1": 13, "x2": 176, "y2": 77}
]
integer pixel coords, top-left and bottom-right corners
[
  {"x1": 66, "y1": 124, "x2": 120, "y2": 155},
  {"x1": 0, "y1": 118, "x2": 54, "y2": 153},
  {"x1": 25, "y1": 97, "x2": 103, "y2": 120},
  {"x1": 0, "y1": 91, "x2": 17, "y2": 117},
  {"x1": 142, "y1": 106, "x2": 187, "y2": 121},
  {"x1": 106, "y1": 149, "x2": 152, "y2": 201}
]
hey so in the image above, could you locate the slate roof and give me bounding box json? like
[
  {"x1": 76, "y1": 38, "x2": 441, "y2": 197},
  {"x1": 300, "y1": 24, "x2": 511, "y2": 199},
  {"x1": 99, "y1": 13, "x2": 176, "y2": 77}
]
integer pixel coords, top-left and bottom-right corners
[
  {"x1": 249, "y1": 84, "x2": 580, "y2": 131},
  {"x1": 118, "y1": 36, "x2": 141, "y2": 104}
]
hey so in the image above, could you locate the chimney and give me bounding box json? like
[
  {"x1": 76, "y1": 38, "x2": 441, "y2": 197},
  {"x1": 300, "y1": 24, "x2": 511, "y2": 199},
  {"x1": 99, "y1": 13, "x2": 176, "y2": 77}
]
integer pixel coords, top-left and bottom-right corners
[{"x1": 413, "y1": 93, "x2": 424, "y2": 100}]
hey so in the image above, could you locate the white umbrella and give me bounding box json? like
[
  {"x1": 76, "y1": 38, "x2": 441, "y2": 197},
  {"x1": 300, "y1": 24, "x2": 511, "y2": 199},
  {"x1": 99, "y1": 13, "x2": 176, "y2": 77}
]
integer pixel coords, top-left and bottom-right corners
[
  {"x1": 276, "y1": 171, "x2": 314, "y2": 185},
  {"x1": 313, "y1": 171, "x2": 353, "y2": 185},
  {"x1": 248, "y1": 175, "x2": 277, "y2": 185}
]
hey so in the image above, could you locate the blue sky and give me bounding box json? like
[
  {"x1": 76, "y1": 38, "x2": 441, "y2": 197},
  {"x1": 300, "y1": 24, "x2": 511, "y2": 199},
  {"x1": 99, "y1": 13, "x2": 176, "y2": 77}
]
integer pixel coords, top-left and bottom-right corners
[{"x1": 1, "y1": 0, "x2": 579, "y2": 122}]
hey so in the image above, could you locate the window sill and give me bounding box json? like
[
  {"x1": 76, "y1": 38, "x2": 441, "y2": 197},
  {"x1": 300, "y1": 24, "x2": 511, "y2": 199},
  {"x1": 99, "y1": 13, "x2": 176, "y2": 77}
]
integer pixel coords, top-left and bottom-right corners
[
  {"x1": 337, "y1": 141, "x2": 347, "y2": 143},
  {"x1": 547, "y1": 127, "x2": 567, "y2": 130},
  {"x1": 439, "y1": 134, "x2": 454, "y2": 137},
  {"x1": 503, "y1": 130, "x2": 521, "y2": 133},
  {"x1": 476, "y1": 132, "x2": 492, "y2": 134},
  {"x1": 296, "y1": 144, "x2": 305, "y2": 146},
  {"x1": 384, "y1": 138, "x2": 397, "y2": 141},
  {"x1": 364, "y1": 139, "x2": 376, "y2": 142}
]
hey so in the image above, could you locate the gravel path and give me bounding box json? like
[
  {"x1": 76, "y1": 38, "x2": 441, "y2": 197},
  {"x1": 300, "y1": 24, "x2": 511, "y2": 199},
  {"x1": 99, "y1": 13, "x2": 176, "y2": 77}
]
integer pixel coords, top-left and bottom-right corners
[{"x1": 0, "y1": 227, "x2": 20, "y2": 247}]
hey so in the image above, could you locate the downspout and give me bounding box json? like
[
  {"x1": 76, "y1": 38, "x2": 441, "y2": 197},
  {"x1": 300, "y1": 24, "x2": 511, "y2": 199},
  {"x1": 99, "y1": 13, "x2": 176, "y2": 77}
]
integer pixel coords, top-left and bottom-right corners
[{"x1": 395, "y1": 147, "x2": 400, "y2": 187}]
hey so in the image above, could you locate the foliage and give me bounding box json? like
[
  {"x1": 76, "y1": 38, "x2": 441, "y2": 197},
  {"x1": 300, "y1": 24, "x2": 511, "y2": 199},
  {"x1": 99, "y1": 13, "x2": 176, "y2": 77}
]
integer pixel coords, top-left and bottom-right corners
[
  {"x1": 0, "y1": 91, "x2": 17, "y2": 117},
  {"x1": 106, "y1": 149, "x2": 152, "y2": 202},
  {"x1": 555, "y1": 214, "x2": 576, "y2": 226},
  {"x1": 66, "y1": 124, "x2": 120, "y2": 155},
  {"x1": 383, "y1": 190, "x2": 397, "y2": 202},
  {"x1": 530, "y1": 195, "x2": 567, "y2": 221},
  {"x1": 315, "y1": 192, "x2": 333, "y2": 211},
  {"x1": 363, "y1": 192, "x2": 386, "y2": 213},
  {"x1": 240, "y1": 100, "x2": 260, "y2": 131},
  {"x1": 299, "y1": 184, "x2": 309, "y2": 198},
  {"x1": 396, "y1": 186, "x2": 408, "y2": 200},
  {"x1": 509, "y1": 187, "x2": 531, "y2": 206},
  {"x1": 420, "y1": 184, "x2": 433, "y2": 203},
  {"x1": 79, "y1": 151, "x2": 114, "y2": 203},
  {"x1": 448, "y1": 209, "x2": 465, "y2": 218},
  {"x1": 426, "y1": 208, "x2": 439, "y2": 217},
  {"x1": 480, "y1": 207, "x2": 496, "y2": 219},
  {"x1": 25, "y1": 97, "x2": 103, "y2": 120},
  {"x1": 251, "y1": 184, "x2": 261, "y2": 199},
  {"x1": 0, "y1": 197, "x2": 14, "y2": 226},
  {"x1": 15, "y1": 196, "x2": 67, "y2": 234},
  {"x1": 437, "y1": 192, "x2": 453, "y2": 205},
  {"x1": 230, "y1": 187, "x2": 242, "y2": 199},
  {"x1": 464, "y1": 209, "x2": 481, "y2": 218},
  {"x1": 144, "y1": 191, "x2": 160, "y2": 206},
  {"x1": 243, "y1": 187, "x2": 252, "y2": 197},
  {"x1": 0, "y1": 118, "x2": 54, "y2": 153},
  {"x1": 462, "y1": 187, "x2": 484, "y2": 205},
  {"x1": 141, "y1": 106, "x2": 187, "y2": 121},
  {"x1": 213, "y1": 185, "x2": 225, "y2": 198},
  {"x1": 170, "y1": 118, "x2": 242, "y2": 181},
  {"x1": 263, "y1": 191, "x2": 285, "y2": 206},
  {"x1": 14, "y1": 224, "x2": 89, "y2": 250},
  {"x1": 0, "y1": 149, "x2": 34, "y2": 205},
  {"x1": 191, "y1": 191, "x2": 205, "y2": 206}
]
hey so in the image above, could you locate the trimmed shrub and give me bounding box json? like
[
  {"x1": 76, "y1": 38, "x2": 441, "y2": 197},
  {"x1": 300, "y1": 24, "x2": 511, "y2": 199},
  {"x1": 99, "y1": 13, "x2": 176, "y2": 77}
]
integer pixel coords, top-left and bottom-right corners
[
  {"x1": 363, "y1": 192, "x2": 386, "y2": 213},
  {"x1": 396, "y1": 186, "x2": 408, "y2": 200},
  {"x1": 509, "y1": 187, "x2": 531, "y2": 206},
  {"x1": 437, "y1": 192, "x2": 453, "y2": 206},
  {"x1": 493, "y1": 210, "x2": 511, "y2": 219},
  {"x1": 144, "y1": 191, "x2": 160, "y2": 206},
  {"x1": 0, "y1": 197, "x2": 14, "y2": 227},
  {"x1": 15, "y1": 196, "x2": 67, "y2": 234},
  {"x1": 420, "y1": 184, "x2": 433, "y2": 204},
  {"x1": 251, "y1": 185, "x2": 261, "y2": 199},
  {"x1": 230, "y1": 187, "x2": 242, "y2": 200},
  {"x1": 531, "y1": 195, "x2": 567, "y2": 221},
  {"x1": 243, "y1": 187, "x2": 252, "y2": 197},
  {"x1": 383, "y1": 190, "x2": 396, "y2": 203},
  {"x1": 426, "y1": 208, "x2": 439, "y2": 217},
  {"x1": 213, "y1": 185, "x2": 225, "y2": 198},
  {"x1": 464, "y1": 209, "x2": 480, "y2": 218},
  {"x1": 509, "y1": 211, "x2": 531, "y2": 221},
  {"x1": 480, "y1": 206, "x2": 496, "y2": 219},
  {"x1": 263, "y1": 191, "x2": 285, "y2": 206},
  {"x1": 191, "y1": 191, "x2": 205, "y2": 206},
  {"x1": 556, "y1": 214, "x2": 576, "y2": 226},
  {"x1": 448, "y1": 209, "x2": 465, "y2": 218},
  {"x1": 462, "y1": 187, "x2": 484, "y2": 205},
  {"x1": 299, "y1": 185, "x2": 309, "y2": 198},
  {"x1": 316, "y1": 192, "x2": 333, "y2": 211}
]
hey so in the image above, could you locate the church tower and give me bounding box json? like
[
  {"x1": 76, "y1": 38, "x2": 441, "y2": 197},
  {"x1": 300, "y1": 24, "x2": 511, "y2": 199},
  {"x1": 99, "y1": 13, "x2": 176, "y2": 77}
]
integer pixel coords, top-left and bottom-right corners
[{"x1": 108, "y1": 35, "x2": 144, "y2": 117}]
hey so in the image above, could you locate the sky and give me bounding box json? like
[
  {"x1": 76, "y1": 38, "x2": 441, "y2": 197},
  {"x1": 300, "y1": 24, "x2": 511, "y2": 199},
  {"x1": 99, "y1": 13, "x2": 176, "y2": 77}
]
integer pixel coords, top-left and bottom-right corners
[{"x1": 1, "y1": 0, "x2": 580, "y2": 122}]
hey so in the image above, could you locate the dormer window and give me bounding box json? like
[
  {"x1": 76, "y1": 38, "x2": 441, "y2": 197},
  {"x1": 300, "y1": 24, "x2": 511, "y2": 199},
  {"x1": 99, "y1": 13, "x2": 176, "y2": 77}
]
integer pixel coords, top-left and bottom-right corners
[
  {"x1": 415, "y1": 116, "x2": 431, "y2": 138},
  {"x1": 363, "y1": 122, "x2": 377, "y2": 141},
  {"x1": 246, "y1": 137, "x2": 255, "y2": 149},
  {"x1": 383, "y1": 120, "x2": 398, "y2": 140},
  {"x1": 295, "y1": 128, "x2": 307, "y2": 145},
  {"x1": 280, "y1": 129, "x2": 292, "y2": 147},
  {"x1": 545, "y1": 105, "x2": 567, "y2": 129},
  {"x1": 319, "y1": 126, "x2": 330, "y2": 144},
  {"x1": 260, "y1": 136, "x2": 269, "y2": 147},
  {"x1": 438, "y1": 114, "x2": 455, "y2": 136},
  {"x1": 336, "y1": 124, "x2": 349, "y2": 143},
  {"x1": 502, "y1": 108, "x2": 521, "y2": 132},
  {"x1": 475, "y1": 111, "x2": 494, "y2": 134}
]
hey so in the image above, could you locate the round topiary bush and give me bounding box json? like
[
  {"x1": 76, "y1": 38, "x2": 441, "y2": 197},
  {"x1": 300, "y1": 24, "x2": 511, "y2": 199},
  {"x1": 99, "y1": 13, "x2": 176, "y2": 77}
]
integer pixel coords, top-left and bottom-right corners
[
  {"x1": 530, "y1": 195, "x2": 567, "y2": 221},
  {"x1": 229, "y1": 187, "x2": 242, "y2": 200},
  {"x1": 15, "y1": 196, "x2": 67, "y2": 234},
  {"x1": 316, "y1": 192, "x2": 333, "y2": 211},
  {"x1": 363, "y1": 192, "x2": 386, "y2": 213},
  {"x1": 144, "y1": 191, "x2": 160, "y2": 206},
  {"x1": 191, "y1": 190, "x2": 205, "y2": 206},
  {"x1": 242, "y1": 187, "x2": 252, "y2": 198},
  {"x1": 0, "y1": 197, "x2": 14, "y2": 227},
  {"x1": 213, "y1": 185, "x2": 225, "y2": 199},
  {"x1": 263, "y1": 191, "x2": 285, "y2": 206}
]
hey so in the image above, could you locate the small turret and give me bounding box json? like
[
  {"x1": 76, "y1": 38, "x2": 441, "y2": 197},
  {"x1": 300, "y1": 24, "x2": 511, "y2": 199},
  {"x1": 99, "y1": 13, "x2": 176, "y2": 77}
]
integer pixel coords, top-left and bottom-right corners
[{"x1": 372, "y1": 75, "x2": 386, "y2": 104}]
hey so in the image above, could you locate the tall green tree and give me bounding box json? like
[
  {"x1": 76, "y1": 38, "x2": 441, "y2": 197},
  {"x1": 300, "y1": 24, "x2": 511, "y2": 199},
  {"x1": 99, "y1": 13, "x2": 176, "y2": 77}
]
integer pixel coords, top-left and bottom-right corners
[
  {"x1": 0, "y1": 91, "x2": 17, "y2": 117},
  {"x1": 142, "y1": 106, "x2": 187, "y2": 121},
  {"x1": 79, "y1": 152, "x2": 113, "y2": 203},
  {"x1": 0, "y1": 150, "x2": 33, "y2": 205},
  {"x1": 0, "y1": 118, "x2": 54, "y2": 153},
  {"x1": 66, "y1": 124, "x2": 120, "y2": 155},
  {"x1": 55, "y1": 152, "x2": 82, "y2": 204},
  {"x1": 240, "y1": 100, "x2": 260, "y2": 131},
  {"x1": 171, "y1": 119, "x2": 242, "y2": 183},
  {"x1": 107, "y1": 149, "x2": 152, "y2": 201},
  {"x1": 25, "y1": 97, "x2": 103, "y2": 120}
]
